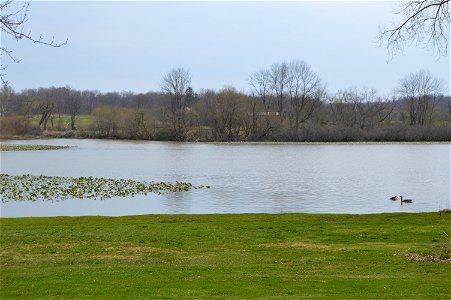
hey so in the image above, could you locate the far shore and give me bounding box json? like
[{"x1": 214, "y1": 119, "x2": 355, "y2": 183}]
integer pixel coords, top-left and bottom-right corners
[{"x1": 1, "y1": 134, "x2": 450, "y2": 145}]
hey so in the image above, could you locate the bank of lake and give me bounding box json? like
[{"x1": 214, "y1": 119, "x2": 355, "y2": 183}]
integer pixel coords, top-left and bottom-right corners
[{"x1": 1, "y1": 213, "x2": 450, "y2": 299}]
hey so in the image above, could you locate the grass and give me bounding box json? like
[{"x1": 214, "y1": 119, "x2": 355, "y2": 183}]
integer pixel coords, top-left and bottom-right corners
[
  {"x1": 0, "y1": 145, "x2": 69, "y2": 151},
  {"x1": 0, "y1": 213, "x2": 450, "y2": 299},
  {"x1": 29, "y1": 114, "x2": 95, "y2": 130}
]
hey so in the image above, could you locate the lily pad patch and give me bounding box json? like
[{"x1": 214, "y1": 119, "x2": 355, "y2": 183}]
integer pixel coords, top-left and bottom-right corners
[{"x1": 0, "y1": 174, "x2": 209, "y2": 202}]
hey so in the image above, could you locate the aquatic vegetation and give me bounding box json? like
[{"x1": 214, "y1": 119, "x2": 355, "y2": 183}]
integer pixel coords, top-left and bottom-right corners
[
  {"x1": 0, "y1": 174, "x2": 209, "y2": 202},
  {"x1": 0, "y1": 145, "x2": 69, "y2": 151}
]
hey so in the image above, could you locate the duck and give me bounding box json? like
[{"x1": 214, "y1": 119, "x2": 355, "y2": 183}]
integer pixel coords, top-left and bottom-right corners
[
  {"x1": 389, "y1": 196, "x2": 398, "y2": 201},
  {"x1": 400, "y1": 195, "x2": 413, "y2": 205}
]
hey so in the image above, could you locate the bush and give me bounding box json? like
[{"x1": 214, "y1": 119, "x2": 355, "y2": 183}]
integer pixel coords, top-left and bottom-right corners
[{"x1": 0, "y1": 116, "x2": 41, "y2": 137}]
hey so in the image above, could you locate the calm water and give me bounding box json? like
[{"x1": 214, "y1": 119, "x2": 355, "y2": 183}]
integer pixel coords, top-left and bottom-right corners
[{"x1": 0, "y1": 139, "x2": 449, "y2": 217}]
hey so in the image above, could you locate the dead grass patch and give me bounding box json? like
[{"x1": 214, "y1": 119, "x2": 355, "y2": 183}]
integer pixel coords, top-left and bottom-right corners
[
  {"x1": 396, "y1": 247, "x2": 451, "y2": 263},
  {"x1": 260, "y1": 241, "x2": 348, "y2": 251},
  {"x1": 0, "y1": 242, "x2": 183, "y2": 264},
  {"x1": 404, "y1": 253, "x2": 451, "y2": 263}
]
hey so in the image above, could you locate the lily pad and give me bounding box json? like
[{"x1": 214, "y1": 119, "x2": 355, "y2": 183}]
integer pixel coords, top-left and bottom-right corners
[
  {"x1": 0, "y1": 174, "x2": 209, "y2": 202},
  {"x1": 0, "y1": 145, "x2": 70, "y2": 151}
]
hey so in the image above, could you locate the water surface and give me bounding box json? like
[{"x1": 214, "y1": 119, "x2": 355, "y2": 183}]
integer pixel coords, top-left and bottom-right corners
[{"x1": 0, "y1": 139, "x2": 449, "y2": 217}]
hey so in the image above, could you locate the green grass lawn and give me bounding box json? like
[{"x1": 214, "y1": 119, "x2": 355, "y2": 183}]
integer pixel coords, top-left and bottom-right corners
[
  {"x1": 1, "y1": 213, "x2": 450, "y2": 299},
  {"x1": 29, "y1": 114, "x2": 95, "y2": 130}
]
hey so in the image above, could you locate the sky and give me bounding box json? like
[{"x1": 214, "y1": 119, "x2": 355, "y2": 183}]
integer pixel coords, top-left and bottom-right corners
[{"x1": 1, "y1": 0, "x2": 450, "y2": 96}]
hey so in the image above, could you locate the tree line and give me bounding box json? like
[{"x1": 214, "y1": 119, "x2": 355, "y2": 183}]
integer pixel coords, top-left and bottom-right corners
[{"x1": 1, "y1": 61, "x2": 450, "y2": 142}]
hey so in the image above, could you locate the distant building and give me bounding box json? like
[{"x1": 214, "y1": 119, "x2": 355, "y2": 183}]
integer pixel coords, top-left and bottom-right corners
[{"x1": 247, "y1": 111, "x2": 280, "y2": 117}]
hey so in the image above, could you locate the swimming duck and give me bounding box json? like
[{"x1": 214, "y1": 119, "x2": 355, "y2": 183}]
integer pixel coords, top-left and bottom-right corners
[{"x1": 400, "y1": 195, "x2": 413, "y2": 205}]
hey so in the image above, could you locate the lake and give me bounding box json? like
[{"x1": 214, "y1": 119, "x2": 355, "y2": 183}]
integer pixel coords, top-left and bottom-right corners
[{"x1": 0, "y1": 139, "x2": 449, "y2": 217}]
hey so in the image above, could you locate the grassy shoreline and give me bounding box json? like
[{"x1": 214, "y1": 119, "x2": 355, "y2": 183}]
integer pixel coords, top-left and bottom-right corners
[{"x1": 1, "y1": 213, "x2": 450, "y2": 299}]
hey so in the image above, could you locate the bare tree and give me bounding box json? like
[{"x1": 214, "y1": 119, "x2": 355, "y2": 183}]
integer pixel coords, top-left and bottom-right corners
[
  {"x1": 269, "y1": 62, "x2": 289, "y2": 116},
  {"x1": 248, "y1": 68, "x2": 278, "y2": 139},
  {"x1": 122, "y1": 108, "x2": 152, "y2": 139},
  {"x1": 190, "y1": 89, "x2": 217, "y2": 140},
  {"x1": 15, "y1": 88, "x2": 35, "y2": 120},
  {"x1": 397, "y1": 69, "x2": 443, "y2": 125},
  {"x1": 248, "y1": 69, "x2": 271, "y2": 110},
  {"x1": 0, "y1": 83, "x2": 14, "y2": 116},
  {"x1": 81, "y1": 90, "x2": 99, "y2": 114},
  {"x1": 329, "y1": 87, "x2": 394, "y2": 128},
  {"x1": 93, "y1": 106, "x2": 121, "y2": 137},
  {"x1": 35, "y1": 89, "x2": 55, "y2": 130},
  {"x1": 211, "y1": 87, "x2": 246, "y2": 141},
  {"x1": 379, "y1": 0, "x2": 450, "y2": 57},
  {"x1": 287, "y1": 61, "x2": 325, "y2": 139},
  {"x1": 161, "y1": 67, "x2": 192, "y2": 141},
  {"x1": 286, "y1": 60, "x2": 325, "y2": 139},
  {"x1": 329, "y1": 89, "x2": 358, "y2": 127},
  {"x1": 66, "y1": 88, "x2": 82, "y2": 130},
  {"x1": 356, "y1": 88, "x2": 394, "y2": 128},
  {"x1": 0, "y1": 0, "x2": 67, "y2": 83}
]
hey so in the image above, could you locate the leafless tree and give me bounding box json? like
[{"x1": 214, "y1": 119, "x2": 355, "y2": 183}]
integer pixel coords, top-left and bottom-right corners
[
  {"x1": 35, "y1": 89, "x2": 55, "y2": 130},
  {"x1": 121, "y1": 108, "x2": 152, "y2": 139},
  {"x1": 15, "y1": 88, "x2": 35, "y2": 119},
  {"x1": 329, "y1": 87, "x2": 394, "y2": 128},
  {"x1": 66, "y1": 88, "x2": 82, "y2": 130},
  {"x1": 379, "y1": 0, "x2": 450, "y2": 57},
  {"x1": 190, "y1": 89, "x2": 217, "y2": 140},
  {"x1": 248, "y1": 69, "x2": 271, "y2": 110},
  {"x1": 247, "y1": 69, "x2": 279, "y2": 139},
  {"x1": 93, "y1": 106, "x2": 121, "y2": 137},
  {"x1": 269, "y1": 62, "x2": 289, "y2": 116},
  {"x1": 0, "y1": 83, "x2": 14, "y2": 116},
  {"x1": 286, "y1": 60, "x2": 325, "y2": 139},
  {"x1": 81, "y1": 90, "x2": 99, "y2": 115},
  {"x1": 211, "y1": 87, "x2": 246, "y2": 141},
  {"x1": 397, "y1": 69, "x2": 443, "y2": 125},
  {"x1": 0, "y1": 0, "x2": 67, "y2": 83},
  {"x1": 329, "y1": 89, "x2": 358, "y2": 127},
  {"x1": 161, "y1": 67, "x2": 192, "y2": 141},
  {"x1": 356, "y1": 88, "x2": 394, "y2": 128}
]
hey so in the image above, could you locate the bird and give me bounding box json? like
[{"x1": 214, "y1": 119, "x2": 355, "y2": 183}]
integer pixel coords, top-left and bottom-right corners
[
  {"x1": 400, "y1": 195, "x2": 413, "y2": 205},
  {"x1": 389, "y1": 196, "x2": 398, "y2": 201}
]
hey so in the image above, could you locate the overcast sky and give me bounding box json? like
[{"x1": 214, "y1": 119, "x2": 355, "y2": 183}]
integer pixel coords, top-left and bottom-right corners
[{"x1": 1, "y1": 1, "x2": 449, "y2": 96}]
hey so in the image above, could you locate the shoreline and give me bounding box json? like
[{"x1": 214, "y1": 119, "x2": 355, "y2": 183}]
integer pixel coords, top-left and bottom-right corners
[
  {"x1": 1, "y1": 135, "x2": 450, "y2": 145},
  {"x1": 1, "y1": 211, "x2": 450, "y2": 220}
]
